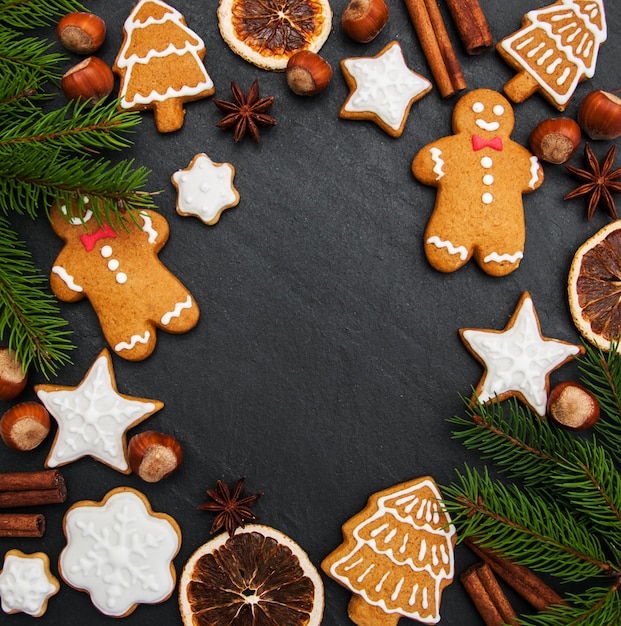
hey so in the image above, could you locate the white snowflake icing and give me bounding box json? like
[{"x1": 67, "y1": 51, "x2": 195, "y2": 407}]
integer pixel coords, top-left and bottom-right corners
[
  {"x1": 0, "y1": 551, "x2": 58, "y2": 617},
  {"x1": 60, "y1": 489, "x2": 180, "y2": 617},
  {"x1": 36, "y1": 350, "x2": 161, "y2": 472},
  {"x1": 342, "y1": 42, "x2": 432, "y2": 133},
  {"x1": 172, "y1": 153, "x2": 239, "y2": 225},
  {"x1": 461, "y1": 294, "x2": 581, "y2": 416}
]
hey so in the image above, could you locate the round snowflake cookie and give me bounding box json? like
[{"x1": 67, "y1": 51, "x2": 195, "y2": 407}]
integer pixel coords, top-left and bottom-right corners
[{"x1": 59, "y1": 487, "x2": 181, "y2": 617}]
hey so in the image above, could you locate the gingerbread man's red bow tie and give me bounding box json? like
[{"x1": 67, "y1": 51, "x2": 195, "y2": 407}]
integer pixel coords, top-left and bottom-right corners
[
  {"x1": 80, "y1": 224, "x2": 117, "y2": 252},
  {"x1": 472, "y1": 135, "x2": 503, "y2": 151}
]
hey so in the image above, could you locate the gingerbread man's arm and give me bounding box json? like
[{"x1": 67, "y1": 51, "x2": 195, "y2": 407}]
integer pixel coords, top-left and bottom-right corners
[
  {"x1": 512, "y1": 143, "x2": 544, "y2": 193},
  {"x1": 136, "y1": 210, "x2": 169, "y2": 252},
  {"x1": 412, "y1": 137, "x2": 454, "y2": 187},
  {"x1": 49, "y1": 251, "x2": 86, "y2": 303}
]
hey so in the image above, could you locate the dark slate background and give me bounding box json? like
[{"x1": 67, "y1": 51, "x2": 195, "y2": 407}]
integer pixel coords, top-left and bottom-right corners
[{"x1": 2, "y1": 0, "x2": 620, "y2": 623}]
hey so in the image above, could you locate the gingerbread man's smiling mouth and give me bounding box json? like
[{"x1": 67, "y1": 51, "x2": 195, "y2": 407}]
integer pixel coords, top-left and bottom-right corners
[{"x1": 476, "y1": 118, "x2": 500, "y2": 132}]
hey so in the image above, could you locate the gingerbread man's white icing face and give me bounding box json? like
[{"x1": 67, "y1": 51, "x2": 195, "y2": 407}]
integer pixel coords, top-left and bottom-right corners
[{"x1": 453, "y1": 91, "x2": 515, "y2": 137}]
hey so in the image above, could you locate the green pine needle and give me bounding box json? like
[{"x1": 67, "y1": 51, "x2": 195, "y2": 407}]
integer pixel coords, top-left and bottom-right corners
[
  {"x1": 0, "y1": 29, "x2": 67, "y2": 81},
  {"x1": 0, "y1": 0, "x2": 85, "y2": 29},
  {"x1": 0, "y1": 215, "x2": 73, "y2": 378}
]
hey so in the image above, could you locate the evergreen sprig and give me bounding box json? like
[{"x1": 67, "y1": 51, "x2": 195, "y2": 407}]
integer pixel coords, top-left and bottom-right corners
[
  {"x1": 443, "y1": 343, "x2": 621, "y2": 624},
  {"x1": 0, "y1": 0, "x2": 157, "y2": 377}
]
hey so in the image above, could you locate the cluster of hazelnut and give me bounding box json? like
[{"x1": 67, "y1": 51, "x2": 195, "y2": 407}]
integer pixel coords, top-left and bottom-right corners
[
  {"x1": 530, "y1": 90, "x2": 621, "y2": 165},
  {"x1": 285, "y1": 0, "x2": 389, "y2": 97},
  {"x1": 57, "y1": 12, "x2": 114, "y2": 106},
  {"x1": 0, "y1": 347, "x2": 183, "y2": 483}
]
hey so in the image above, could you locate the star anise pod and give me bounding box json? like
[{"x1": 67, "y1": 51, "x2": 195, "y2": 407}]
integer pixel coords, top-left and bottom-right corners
[
  {"x1": 198, "y1": 477, "x2": 263, "y2": 536},
  {"x1": 213, "y1": 80, "x2": 276, "y2": 142},
  {"x1": 564, "y1": 143, "x2": 621, "y2": 220}
]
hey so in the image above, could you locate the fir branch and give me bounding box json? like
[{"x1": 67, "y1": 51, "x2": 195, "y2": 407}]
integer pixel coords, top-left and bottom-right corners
[
  {"x1": 443, "y1": 466, "x2": 615, "y2": 582},
  {"x1": 0, "y1": 214, "x2": 73, "y2": 378},
  {"x1": 0, "y1": 145, "x2": 156, "y2": 221},
  {"x1": 0, "y1": 0, "x2": 85, "y2": 29},
  {"x1": 0, "y1": 29, "x2": 66, "y2": 81},
  {"x1": 0, "y1": 65, "x2": 50, "y2": 108},
  {"x1": 1, "y1": 99, "x2": 143, "y2": 154},
  {"x1": 515, "y1": 584, "x2": 621, "y2": 626}
]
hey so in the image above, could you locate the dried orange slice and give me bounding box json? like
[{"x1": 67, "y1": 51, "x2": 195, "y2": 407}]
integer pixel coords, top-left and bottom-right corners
[
  {"x1": 217, "y1": 0, "x2": 333, "y2": 71},
  {"x1": 178, "y1": 524, "x2": 324, "y2": 625},
  {"x1": 568, "y1": 220, "x2": 621, "y2": 351}
]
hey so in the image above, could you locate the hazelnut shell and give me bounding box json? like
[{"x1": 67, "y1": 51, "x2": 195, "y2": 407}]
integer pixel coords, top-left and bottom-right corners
[
  {"x1": 61, "y1": 56, "x2": 114, "y2": 106},
  {"x1": 530, "y1": 118, "x2": 581, "y2": 164},
  {"x1": 0, "y1": 347, "x2": 27, "y2": 401},
  {"x1": 1, "y1": 402, "x2": 51, "y2": 451},
  {"x1": 341, "y1": 0, "x2": 389, "y2": 43},
  {"x1": 286, "y1": 50, "x2": 332, "y2": 96},
  {"x1": 547, "y1": 381, "x2": 600, "y2": 430},
  {"x1": 57, "y1": 12, "x2": 106, "y2": 55},
  {"x1": 578, "y1": 90, "x2": 621, "y2": 141},
  {"x1": 127, "y1": 431, "x2": 183, "y2": 482}
]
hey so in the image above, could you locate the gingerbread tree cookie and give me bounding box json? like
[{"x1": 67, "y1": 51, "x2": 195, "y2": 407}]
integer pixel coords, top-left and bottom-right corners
[
  {"x1": 113, "y1": 0, "x2": 215, "y2": 132},
  {"x1": 48, "y1": 199, "x2": 199, "y2": 361},
  {"x1": 412, "y1": 89, "x2": 543, "y2": 276},
  {"x1": 322, "y1": 477, "x2": 456, "y2": 626},
  {"x1": 498, "y1": 0, "x2": 607, "y2": 111}
]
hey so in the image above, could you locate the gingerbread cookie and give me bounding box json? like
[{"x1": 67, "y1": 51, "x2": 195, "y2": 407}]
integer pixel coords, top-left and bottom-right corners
[
  {"x1": 498, "y1": 0, "x2": 607, "y2": 111},
  {"x1": 172, "y1": 153, "x2": 240, "y2": 225},
  {"x1": 48, "y1": 199, "x2": 199, "y2": 361},
  {"x1": 113, "y1": 0, "x2": 215, "y2": 132},
  {"x1": 0, "y1": 550, "x2": 59, "y2": 617},
  {"x1": 460, "y1": 292, "x2": 583, "y2": 417},
  {"x1": 412, "y1": 89, "x2": 543, "y2": 276},
  {"x1": 36, "y1": 349, "x2": 163, "y2": 472},
  {"x1": 59, "y1": 487, "x2": 181, "y2": 617},
  {"x1": 322, "y1": 477, "x2": 456, "y2": 626},
  {"x1": 340, "y1": 41, "x2": 432, "y2": 138}
]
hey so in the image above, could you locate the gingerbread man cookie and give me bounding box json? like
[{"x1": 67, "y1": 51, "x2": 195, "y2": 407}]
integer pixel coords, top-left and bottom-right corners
[
  {"x1": 48, "y1": 200, "x2": 199, "y2": 360},
  {"x1": 412, "y1": 89, "x2": 543, "y2": 276}
]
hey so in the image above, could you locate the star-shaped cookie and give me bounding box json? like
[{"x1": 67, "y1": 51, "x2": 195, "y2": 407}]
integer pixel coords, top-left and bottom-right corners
[
  {"x1": 0, "y1": 550, "x2": 59, "y2": 617},
  {"x1": 340, "y1": 40, "x2": 432, "y2": 138},
  {"x1": 35, "y1": 349, "x2": 163, "y2": 473},
  {"x1": 460, "y1": 292, "x2": 583, "y2": 416},
  {"x1": 172, "y1": 153, "x2": 240, "y2": 225}
]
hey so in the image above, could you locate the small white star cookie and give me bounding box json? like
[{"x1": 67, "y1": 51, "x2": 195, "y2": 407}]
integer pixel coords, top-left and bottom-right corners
[
  {"x1": 59, "y1": 487, "x2": 181, "y2": 617},
  {"x1": 0, "y1": 550, "x2": 59, "y2": 617},
  {"x1": 340, "y1": 40, "x2": 432, "y2": 137},
  {"x1": 460, "y1": 292, "x2": 583, "y2": 416},
  {"x1": 172, "y1": 153, "x2": 240, "y2": 225},
  {"x1": 35, "y1": 349, "x2": 163, "y2": 473}
]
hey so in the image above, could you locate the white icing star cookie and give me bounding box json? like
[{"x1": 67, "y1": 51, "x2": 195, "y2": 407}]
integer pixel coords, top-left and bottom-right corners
[
  {"x1": 460, "y1": 292, "x2": 583, "y2": 416},
  {"x1": 35, "y1": 349, "x2": 163, "y2": 473},
  {"x1": 172, "y1": 153, "x2": 240, "y2": 225},
  {"x1": 340, "y1": 41, "x2": 432, "y2": 137},
  {"x1": 59, "y1": 487, "x2": 181, "y2": 617},
  {"x1": 0, "y1": 550, "x2": 59, "y2": 617}
]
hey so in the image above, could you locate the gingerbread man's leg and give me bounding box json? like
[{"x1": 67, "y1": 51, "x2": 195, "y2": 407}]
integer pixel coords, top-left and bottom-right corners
[
  {"x1": 157, "y1": 294, "x2": 200, "y2": 334},
  {"x1": 474, "y1": 231, "x2": 525, "y2": 277},
  {"x1": 424, "y1": 219, "x2": 473, "y2": 273}
]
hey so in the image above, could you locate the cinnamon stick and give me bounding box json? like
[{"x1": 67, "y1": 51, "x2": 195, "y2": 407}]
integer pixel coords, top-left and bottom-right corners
[
  {"x1": 465, "y1": 538, "x2": 565, "y2": 611},
  {"x1": 403, "y1": 0, "x2": 466, "y2": 98},
  {"x1": 461, "y1": 562, "x2": 518, "y2": 626},
  {"x1": 0, "y1": 469, "x2": 65, "y2": 492},
  {"x1": 444, "y1": 0, "x2": 493, "y2": 55},
  {"x1": 0, "y1": 513, "x2": 45, "y2": 537},
  {"x1": 0, "y1": 486, "x2": 67, "y2": 508}
]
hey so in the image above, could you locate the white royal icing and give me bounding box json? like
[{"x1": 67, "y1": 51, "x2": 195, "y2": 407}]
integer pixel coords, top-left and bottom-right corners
[
  {"x1": 161, "y1": 295, "x2": 193, "y2": 325},
  {"x1": 427, "y1": 236, "x2": 468, "y2": 261},
  {"x1": 429, "y1": 148, "x2": 445, "y2": 180},
  {"x1": 342, "y1": 42, "x2": 432, "y2": 132},
  {"x1": 461, "y1": 295, "x2": 581, "y2": 416},
  {"x1": 116, "y1": 0, "x2": 214, "y2": 108},
  {"x1": 140, "y1": 212, "x2": 158, "y2": 244},
  {"x1": 480, "y1": 156, "x2": 493, "y2": 168},
  {"x1": 529, "y1": 156, "x2": 541, "y2": 189},
  {"x1": 500, "y1": 0, "x2": 607, "y2": 106},
  {"x1": 483, "y1": 251, "x2": 523, "y2": 264},
  {"x1": 52, "y1": 266, "x2": 83, "y2": 293},
  {"x1": 172, "y1": 154, "x2": 239, "y2": 224},
  {"x1": 482, "y1": 192, "x2": 494, "y2": 205},
  {"x1": 475, "y1": 119, "x2": 500, "y2": 132},
  {"x1": 59, "y1": 489, "x2": 179, "y2": 617},
  {"x1": 115, "y1": 331, "x2": 151, "y2": 353},
  {"x1": 328, "y1": 479, "x2": 455, "y2": 624},
  {"x1": 0, "y1": 552, "x2": 58, "y2": 617},
  {"x1": 36, "y1": 351, "x2": 159, "y2": 471}
]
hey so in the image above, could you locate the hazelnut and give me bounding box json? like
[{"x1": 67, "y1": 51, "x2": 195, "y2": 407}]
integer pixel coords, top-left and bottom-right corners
[
  {"x1": 0, "y1": 347, "x2": 27, "y2": 401},
  {"x1": 547, "y1": 381, "x2": 600, "y2": 430},
  {"x1": 57, "y1": 12, "x2": 106, "y2": 55},
  {"x1": 341, "y1": 0, "x2": 389, "y2": 44},
  {"x1": 128, "y1": 431, "x2": 183, "y2": 482},
  {"x1": 61, "y1": 56, "x2": 114, "y2": 106},
  {"x1": 529, "y1": 118, "x2": 581, "y2": 164},
  {"x1": 578, "y1": 90, "x2": 621, "y2": 141},
  {"x1": 1, "y1": 402, "x2": 51, "y2": 451},
  {"x1": 286, "y1": 51, "x2": 332, "y2": 96}
]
